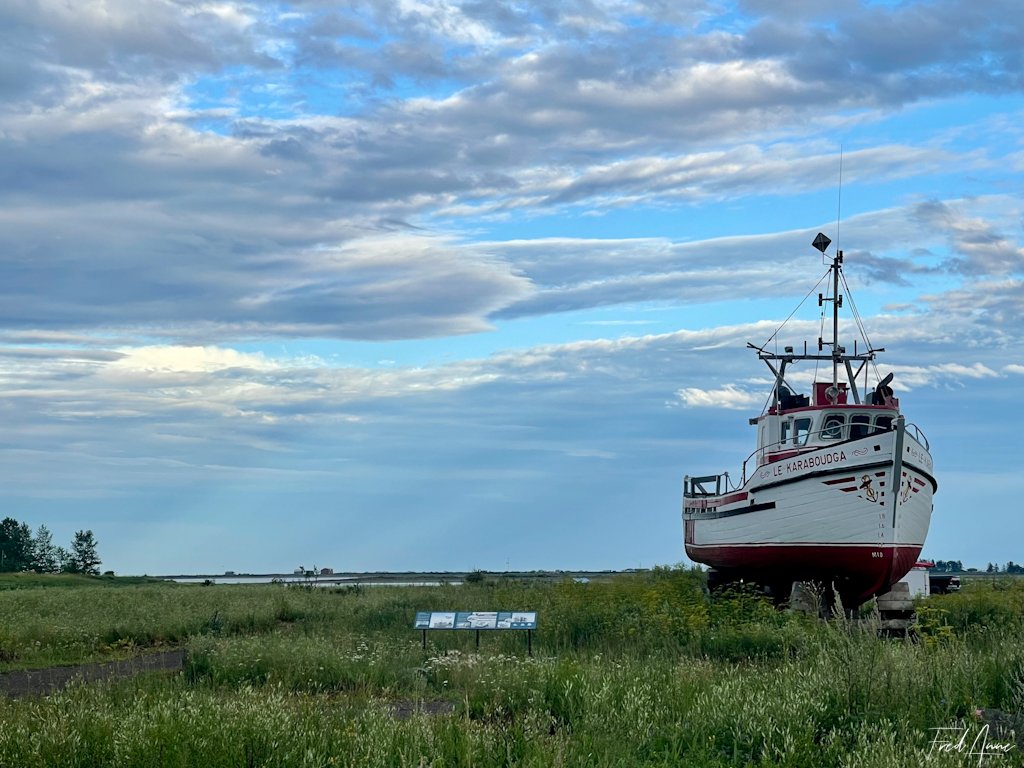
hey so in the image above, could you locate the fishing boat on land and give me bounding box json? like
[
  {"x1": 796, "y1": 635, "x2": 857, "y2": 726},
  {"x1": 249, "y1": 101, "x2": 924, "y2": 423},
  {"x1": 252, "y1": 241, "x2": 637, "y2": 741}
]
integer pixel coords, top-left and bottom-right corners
[{"x1": 682, "y1": 233, "x2": 936, "y2": 607}]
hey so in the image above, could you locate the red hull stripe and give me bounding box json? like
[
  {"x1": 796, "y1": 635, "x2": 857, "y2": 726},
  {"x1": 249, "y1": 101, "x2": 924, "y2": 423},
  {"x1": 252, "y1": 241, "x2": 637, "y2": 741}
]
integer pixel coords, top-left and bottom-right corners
[
  {"x1": 719, "y1": 492, "x2": 748, "y2": 506},
  {"x1": 822, "y1": 476, "x2": 856, "y2": 485},
  {"x1": 684, "y1": 491, "x2": 749, "y2": 508}
]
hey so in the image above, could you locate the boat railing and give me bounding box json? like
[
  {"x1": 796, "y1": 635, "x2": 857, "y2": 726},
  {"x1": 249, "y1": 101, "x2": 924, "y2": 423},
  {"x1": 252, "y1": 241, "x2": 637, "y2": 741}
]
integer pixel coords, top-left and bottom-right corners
[
  {"x1": 740, "y1": 432, "x2": 822, "y2": 483},
  {"x1": 740, "y1": 420, "x2": 899, "y2": 483},
  {"x1": 741, "y1": 447, "x2": 767, "y2": 485},
  {"x1": 906, "y1": 422, "x2": 930, "y2": 451},
  {"x1": 684, "y1": 473, "x2": 731, "y2": 497}
]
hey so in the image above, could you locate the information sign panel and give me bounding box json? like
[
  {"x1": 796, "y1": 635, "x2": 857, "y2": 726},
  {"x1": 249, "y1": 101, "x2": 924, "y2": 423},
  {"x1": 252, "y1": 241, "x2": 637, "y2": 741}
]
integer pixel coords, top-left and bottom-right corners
[
  {"x1": 415, "y1": 610, "x2": 537, "y2": 655},
  {"x1": 413, "y1": 611, "x2": 537, "y2": 630}
]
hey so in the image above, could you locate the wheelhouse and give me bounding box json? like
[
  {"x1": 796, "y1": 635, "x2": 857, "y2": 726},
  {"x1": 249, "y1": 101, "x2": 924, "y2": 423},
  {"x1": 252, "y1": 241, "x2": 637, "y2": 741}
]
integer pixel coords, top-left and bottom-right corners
[
  {"x1": 778, "y1": 407, "x2": 896, "y2": 446},
  {"x1": 750, "y1": 372, "x2": 903, "y2": 468}
]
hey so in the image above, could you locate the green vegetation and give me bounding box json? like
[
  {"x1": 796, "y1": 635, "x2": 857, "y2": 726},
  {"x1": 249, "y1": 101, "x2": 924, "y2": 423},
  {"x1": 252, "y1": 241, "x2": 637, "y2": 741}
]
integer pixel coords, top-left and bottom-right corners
[
  {"x1": 0, "y1": 572, "x2": 161, "y2": 591},
  {"x1": 0, "y1": 569, "x2": 1023, "y2": 766},
  {"x1": 0, "y1": 517, "x2": 102, "y2": 574}
]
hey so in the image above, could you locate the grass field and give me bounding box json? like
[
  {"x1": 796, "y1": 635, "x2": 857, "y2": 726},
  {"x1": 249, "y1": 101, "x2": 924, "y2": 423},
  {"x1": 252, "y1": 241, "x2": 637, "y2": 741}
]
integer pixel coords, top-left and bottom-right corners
[{"x1": 1, "y1": 568, "x2": 1023, "y2": 767}]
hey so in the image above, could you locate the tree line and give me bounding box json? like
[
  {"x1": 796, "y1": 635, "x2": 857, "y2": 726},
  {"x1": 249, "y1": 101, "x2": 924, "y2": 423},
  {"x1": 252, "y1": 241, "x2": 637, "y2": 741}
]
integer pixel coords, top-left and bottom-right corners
[
  {"x1": 0, "y1": 518, "x2": 101, "y2": 575},
  {"x1": 929, "y1": 559, "x2": 1024, "y2": 575},
  {"x1": 985, "y1": 561, "x2": 1024, "y2": 574}
]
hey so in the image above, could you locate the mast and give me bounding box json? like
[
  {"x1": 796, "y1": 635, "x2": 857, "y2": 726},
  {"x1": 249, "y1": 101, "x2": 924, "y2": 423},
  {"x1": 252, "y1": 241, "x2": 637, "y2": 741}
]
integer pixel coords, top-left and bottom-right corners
[
  {"x1": 831, "y1": 249, "x2": 842, "y2": 393},
  {"x1": 749, "y1": 233, "x2": 883, "y2": 410},
  {"x1": 812, "y1": 232, "x2": 843, "y2": 402}
]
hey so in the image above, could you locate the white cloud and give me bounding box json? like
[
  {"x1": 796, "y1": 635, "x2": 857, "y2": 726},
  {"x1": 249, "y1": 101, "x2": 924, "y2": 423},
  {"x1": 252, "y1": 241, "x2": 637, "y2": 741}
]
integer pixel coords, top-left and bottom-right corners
[
  {"x1": 675, "y1": 384, "x2": 763, "y2": 410},
  {"x1": 110, "y1": 345, "x2": 280, "y2": 374},
  {"x1": 1, "y1": 0, "x2": 1020, "y2": 345}
]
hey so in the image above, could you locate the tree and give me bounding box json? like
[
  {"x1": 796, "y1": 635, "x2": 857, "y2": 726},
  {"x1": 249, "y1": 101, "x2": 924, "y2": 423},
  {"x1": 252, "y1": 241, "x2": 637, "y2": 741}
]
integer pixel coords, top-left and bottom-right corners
[
  {"x1": 55, "y1": 546, "x2": 71, "y2": 573},
  {"x1": 31, "y1": 524, "x2": 60, "y2": 573},
  {"x1": 0, "y1": 517, "x2": 33, "y2": 572},
  {"x1": 68, "y1": 530, "x2": 101, "y2": 575}
]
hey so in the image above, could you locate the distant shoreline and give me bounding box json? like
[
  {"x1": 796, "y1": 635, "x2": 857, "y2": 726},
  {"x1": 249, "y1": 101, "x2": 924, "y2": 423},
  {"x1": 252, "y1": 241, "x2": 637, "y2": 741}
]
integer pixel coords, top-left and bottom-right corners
[{"x1": 154, "y1": 569, "x2": 640, "y2": 584}]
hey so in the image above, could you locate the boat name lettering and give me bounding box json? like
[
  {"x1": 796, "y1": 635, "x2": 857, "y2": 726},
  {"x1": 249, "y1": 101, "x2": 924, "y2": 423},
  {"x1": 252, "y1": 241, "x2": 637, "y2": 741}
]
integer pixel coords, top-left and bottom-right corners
[{"x1": 776, "y1": 450, "x2": 847, "y2": 475}]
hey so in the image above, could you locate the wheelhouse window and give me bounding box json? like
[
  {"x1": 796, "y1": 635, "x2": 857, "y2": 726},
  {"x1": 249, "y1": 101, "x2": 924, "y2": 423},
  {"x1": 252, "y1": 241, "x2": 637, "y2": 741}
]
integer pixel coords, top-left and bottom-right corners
[
  {"x1": 849, "y1": 413, "x2": 872, "y2": 440},
  {"x1": 794, "y1": 418, "x2": 811, "y2": 445},
  {"x1": 821, "y1": 413, "x2": 845, "y2": 440},
  {"x1": 781, "y1": 417, "x2": 813, "y2": 447},
  {"x1": 875, "y1": 415, "x2": 893, "y2": 431}
]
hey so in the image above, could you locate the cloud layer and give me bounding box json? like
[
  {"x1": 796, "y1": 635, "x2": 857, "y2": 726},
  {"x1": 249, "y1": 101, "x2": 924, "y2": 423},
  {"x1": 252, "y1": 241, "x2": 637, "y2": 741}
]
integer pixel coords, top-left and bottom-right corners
[
  {"x1": 1, "y1": 1, "x2": 1021, "y2": 342},
  {"x1": 0, "y1": 1, "x2": 1022, "y2": 572}
]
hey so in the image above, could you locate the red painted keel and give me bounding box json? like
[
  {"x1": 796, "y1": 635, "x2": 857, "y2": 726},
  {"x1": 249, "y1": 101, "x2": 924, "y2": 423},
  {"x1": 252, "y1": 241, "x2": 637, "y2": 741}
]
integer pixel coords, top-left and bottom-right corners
[{"x1": 686, "y1": 543, "x2": 923, "y2": 605}]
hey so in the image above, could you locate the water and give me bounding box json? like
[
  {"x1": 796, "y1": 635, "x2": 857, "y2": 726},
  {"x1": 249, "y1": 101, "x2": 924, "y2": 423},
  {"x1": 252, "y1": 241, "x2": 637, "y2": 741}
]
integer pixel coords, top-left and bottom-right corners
[{"x1": 167, "y1": 576, "x2": 461, "y2": 587}]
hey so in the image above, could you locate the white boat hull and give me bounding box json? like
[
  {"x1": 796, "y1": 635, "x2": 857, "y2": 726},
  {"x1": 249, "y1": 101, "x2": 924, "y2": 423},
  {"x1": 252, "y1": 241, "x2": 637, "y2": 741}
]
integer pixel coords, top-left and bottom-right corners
[{"x1": 684, "y1": 425, "x2": 935, "y2": 603}]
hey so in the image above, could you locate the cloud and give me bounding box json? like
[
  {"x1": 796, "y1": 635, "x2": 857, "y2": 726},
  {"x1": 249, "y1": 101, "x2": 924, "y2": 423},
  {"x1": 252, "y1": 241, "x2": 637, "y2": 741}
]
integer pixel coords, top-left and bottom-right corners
[
  {"x1": 484, "y1": 197, "x2": 1022, "y2": 320},
  {"x1": 913, "y1": 200, "x2": 1024, "y2": 277},
  {"x1": 676, "y1": 384, "x2": 763, "y2": 409},
  {"x1": 0, "y1": 0, "x2": 1020, "y2": 349},
  {"x1": 0, "y1": 0, "x2": 274, "y2": 105},
  {"x1": 0, "y1": 0, "x2": 1021, "y2": 574},
  {"x1": 0, "y1": 313, "x2": 1009, "y2": 511},
  {"x1": 0, "y1": 300, "x2": 1018, "y2": 572},
  {"x1": 109, "y1": 345, "x2": 280, "y2": 374},
  {"x1": 740, "y1": 0, "x2": 1024, "y2": 102},
  {"x1": 918, "y1": 279, "x2": 1024, "y2": 342},
  {"x1": 541, "y1": 143, "x2": 950, "y2": 207},
  {"x1": 887, "y1": 362, "x2": 1000, "y2": 390}
]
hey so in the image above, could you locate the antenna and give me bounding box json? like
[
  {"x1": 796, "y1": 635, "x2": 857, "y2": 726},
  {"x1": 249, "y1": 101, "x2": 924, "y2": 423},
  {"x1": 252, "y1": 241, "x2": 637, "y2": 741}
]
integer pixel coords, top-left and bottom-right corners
[{"x1": 836, "y1": 145, "x2": 843, "y2": 253}]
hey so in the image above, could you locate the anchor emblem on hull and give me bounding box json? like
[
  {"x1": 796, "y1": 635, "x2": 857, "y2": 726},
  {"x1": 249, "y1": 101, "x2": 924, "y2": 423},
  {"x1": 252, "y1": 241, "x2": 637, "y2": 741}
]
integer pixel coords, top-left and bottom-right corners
[{"x1": 859, "y1": 474, "x2": 878, "y2": 503}]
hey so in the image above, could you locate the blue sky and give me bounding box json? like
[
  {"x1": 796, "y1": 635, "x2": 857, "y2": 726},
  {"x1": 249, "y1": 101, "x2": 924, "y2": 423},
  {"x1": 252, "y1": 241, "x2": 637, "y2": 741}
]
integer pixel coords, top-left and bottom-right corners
[{"x1": 0, "y1": 0, "x2": 1021, "y2": 575}]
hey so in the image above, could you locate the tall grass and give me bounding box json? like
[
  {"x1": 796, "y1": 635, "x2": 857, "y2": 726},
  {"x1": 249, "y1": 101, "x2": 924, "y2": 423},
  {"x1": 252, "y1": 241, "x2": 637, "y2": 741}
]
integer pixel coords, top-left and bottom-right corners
[
  {"x1": 0, "y1": 568, "x2": 713, "y2": 668},
  {"x1": 0, "y1": 583, "x2": 328, "y2": 668},
  {"x1": 1, "y1": 572, "x2": 1022, "y2": 766},
  {"x1": 2, "y1": 629, "x2": 1016, "y2": 767}
]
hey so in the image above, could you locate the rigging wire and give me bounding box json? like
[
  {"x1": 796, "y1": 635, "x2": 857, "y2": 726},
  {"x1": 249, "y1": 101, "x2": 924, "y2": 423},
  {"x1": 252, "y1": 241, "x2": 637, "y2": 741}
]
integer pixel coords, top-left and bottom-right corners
[
  {"x1": 838, "y1": 269, "x2": 883, "y2": 385},
  {"x1": 759, "y1": 267, "x2": 831, "y2": 349},
  {"x1": 756, "y1": 235, "x2": 888, "y2": 403},
  {"x1": 756, "y1": 267, "x2": 830, "y2": 416}
]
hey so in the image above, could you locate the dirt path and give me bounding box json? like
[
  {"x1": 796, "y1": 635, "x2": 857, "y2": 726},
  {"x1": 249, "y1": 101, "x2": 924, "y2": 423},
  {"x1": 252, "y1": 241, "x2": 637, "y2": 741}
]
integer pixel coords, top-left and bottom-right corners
[
  {"x1": 0, "y1": 650, "x2": 184, "y2": 698},
  {"x1": 0, "y1": 652, "x2": 457, "y2": 721}
]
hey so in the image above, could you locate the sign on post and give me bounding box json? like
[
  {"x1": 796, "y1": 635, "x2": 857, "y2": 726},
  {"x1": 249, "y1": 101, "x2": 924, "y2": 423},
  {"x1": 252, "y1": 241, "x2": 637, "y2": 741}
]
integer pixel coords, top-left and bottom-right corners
[{"x1": 414, "y1": 611, "x2": 537, "y2": 654}]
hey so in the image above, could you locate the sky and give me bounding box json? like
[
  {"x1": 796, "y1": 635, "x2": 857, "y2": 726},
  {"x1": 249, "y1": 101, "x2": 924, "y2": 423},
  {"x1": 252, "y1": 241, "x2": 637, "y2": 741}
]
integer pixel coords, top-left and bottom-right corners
[{"x1": 1, "y1": 0, "x2": 1021, "y2": 575}]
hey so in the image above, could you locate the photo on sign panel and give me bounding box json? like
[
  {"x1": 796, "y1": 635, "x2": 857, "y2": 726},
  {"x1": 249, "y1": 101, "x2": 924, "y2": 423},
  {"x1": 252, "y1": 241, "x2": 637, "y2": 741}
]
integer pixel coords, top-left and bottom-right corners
[{"x1": 428, "y1": 612, "x2": 455, "y2": 629}]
